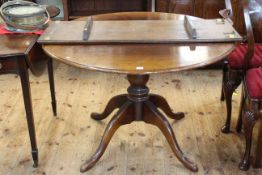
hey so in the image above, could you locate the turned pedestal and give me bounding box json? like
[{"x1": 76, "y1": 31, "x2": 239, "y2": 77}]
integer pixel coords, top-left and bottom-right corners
[{"x1": 80, "y1": 74, "x2": 198, "y2": 173}]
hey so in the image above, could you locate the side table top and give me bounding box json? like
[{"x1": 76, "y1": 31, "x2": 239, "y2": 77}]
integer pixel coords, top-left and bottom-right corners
[
  {"x1": 0, "y1": 18, "x2": 48, "y2": 77},
  {"x1": 0, "y1": 16, "x2": 37, "y2": 58},
  {"x1": 0, "y1": 35, "x2": 37, "y2": 57},
  {"x1": 42, "y1": 12, "x2": 235, "y2": 74}
]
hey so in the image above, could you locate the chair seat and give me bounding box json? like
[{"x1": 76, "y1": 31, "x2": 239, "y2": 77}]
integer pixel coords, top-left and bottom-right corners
[
  {"x1": 228, "y1": 44, "x2": 262, "y2": 68},
  {"x1": 246, "y1": 68, "x2": 262, "y2": 99}
]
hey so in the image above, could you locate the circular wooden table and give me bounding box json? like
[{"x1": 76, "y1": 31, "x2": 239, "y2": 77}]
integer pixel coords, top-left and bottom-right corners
[{"x1": 42, "y1": 12, "x2": 235, "y2": 173}]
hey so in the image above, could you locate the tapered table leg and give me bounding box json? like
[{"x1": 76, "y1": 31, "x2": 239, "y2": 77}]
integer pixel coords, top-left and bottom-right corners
[
  {"x1": 81, "y1": 74, "x2": 198, "y2": 173},
  {"x1": 17, "y1": 57, "x2": 38, "y2": 167},
  {"x1": 47, "y1": 59, "x2": 57, "y2": 116}
]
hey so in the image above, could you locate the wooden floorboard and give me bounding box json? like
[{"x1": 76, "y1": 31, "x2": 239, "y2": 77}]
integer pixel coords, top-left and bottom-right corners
[{"x1": 0, "y1": 62, "x2": 261, "y2": 175}]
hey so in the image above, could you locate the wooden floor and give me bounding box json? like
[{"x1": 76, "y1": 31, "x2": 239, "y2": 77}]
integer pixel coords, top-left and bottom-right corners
[{"x1": 0, "y1": 62, "x2": 261, "y2": 175}]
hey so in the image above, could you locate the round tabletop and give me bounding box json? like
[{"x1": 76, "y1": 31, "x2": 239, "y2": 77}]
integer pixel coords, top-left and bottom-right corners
[{"x1": 43, "y1": 12, "x2": 235, "y2": 74}]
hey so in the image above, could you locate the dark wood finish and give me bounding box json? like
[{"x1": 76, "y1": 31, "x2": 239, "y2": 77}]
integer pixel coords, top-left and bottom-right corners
[
  {"x1": 27, "y1": 43, "x2": 50, "y2": 77},
  {"x1": 163, "y1": 0, "x2": 195, "y2": 15},
  {"x1": 254, "y1": 123, "x2": 262, "y2": 168},
  {"x1": 195, "y1": 0, "x2": 225, "y2": 18},
  {"x1": 147, "y1": 0, "x2": 153, "y2": 11},
  {"x1": 162, "y1": 0, "x2": 262, "y2": 43},
  {"x1": 80, "y1": 74, "x2": 198, "y2": 173},
  {"x1": 39, "y1": 18, "x2": 241, "y2": 44},
  {"x1": 60, "y1": 0, "x2": 233, "y2": 67},
  {"x1": 41, "y1": 12, "x2": 236, "y2": 173},
  {"x1": 17, "y1": 56, "x2": 39, "y2": 167},
  {"x1": 62, "y1": 0, "x2": 153, "y2": 20},
  {"x1": 62, "y1": 0, "x2": 226, "y2": 20},
  {"x1": 220, "y1": 0, "x2": 238, "y2": 133},
  {"x1": 230, "y1": 0, "x2": 262, "y2": 40},
  {"x1": 0, "y1": 58, "x2": 18, "y2": 74},
  {"x1": 157, "y1": 0, "x2": 225, "y2": 18},
  {"x1": 43, "y1": 12, "x2": 234, "y2": 74},
  {"x1": 221, "y1": 66, "x2": 242, "y2": 133},
  {"x1": 61, "y1": 0, "x2": 261, "y2": 43},
  {"x1": 47, "y1": 59, "x2": 57, "y2": 116},
  {"x1": 62, "y1": 0, "x2": 69, "y2": 21},
  {"x1": 221, "y1": 0, "x2": 261, "y2": 134},
  {"x1": 238, "y1": 0, "x2": 261, "y2": 170},
  {"x1": 0, "y1": 35, "x2": 57, "y2": 166},
  {"x1": 238, "y1": 78, "x2": 262, "y2": 170},
  {"x1": 220, "y1": 0, "x2": 262, "y2": 170},
  {"x1": 0, "y1": 35, "x2": 36, "y2": 57}
]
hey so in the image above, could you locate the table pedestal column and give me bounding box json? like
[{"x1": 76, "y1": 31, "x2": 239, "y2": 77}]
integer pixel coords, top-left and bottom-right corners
[{"x1": 80, "y1": 74, "x2": 198, "y2": 173}]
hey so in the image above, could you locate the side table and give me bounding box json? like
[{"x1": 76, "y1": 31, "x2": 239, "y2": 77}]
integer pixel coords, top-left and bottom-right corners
[{"x1": 0, "y1": 35, "x2": 57, "y2": 167}]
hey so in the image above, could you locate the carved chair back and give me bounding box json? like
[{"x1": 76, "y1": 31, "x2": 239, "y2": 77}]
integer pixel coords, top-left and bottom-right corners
[
  {"x1": 224, "y1": 0, "x2": 257, "y2": 71},
  {"x1": 248, "y1": 0, "x2": 262, "y2": 43},
  {"x1": 241, "y1": 0, "x2": 255, "y2": 71}
]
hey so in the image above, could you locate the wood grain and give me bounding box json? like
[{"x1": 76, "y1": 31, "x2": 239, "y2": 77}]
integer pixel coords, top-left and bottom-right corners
[
  {"x1": 62, "y1": 0, "x2": 151, "y2": 20},
  {"x1": 38, "y1": 17, "x2": 242, "y2": 44},
  {"x1": 42, "y1": 12, "x2": 236, "y2": 75},
  {"x1": 0, "y1": 63, "x2": 261, "y2": 174},
  {"x1": 0, "y1": 35, "x2": 36, "y2": 57}
]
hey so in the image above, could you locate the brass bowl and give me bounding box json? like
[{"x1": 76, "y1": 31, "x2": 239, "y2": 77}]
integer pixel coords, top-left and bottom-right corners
[{"x1": 0, "y1": 0, "x2": 49, "y2": 32}]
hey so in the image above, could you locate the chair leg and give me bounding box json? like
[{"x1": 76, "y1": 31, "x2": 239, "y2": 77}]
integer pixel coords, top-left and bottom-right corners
[
  {"x1": 254, "y1": 119, "x2": 262, "y2": 168},
  {"x1": 220, "y1": 60, "x2": 228, "y2": 101},
  {"x1": 239, "y1": 110, "x2": 257, "y2": 170},
  {"x1": 220, "y1": 83, "x2": 225, "y2": 101},
  {"x1": 221, "y1": 69, "x2": 242, "y2": 134},
  {"x1": 221, "y1": 83, "x2": 235, "y2": 133},
  {"x1": 47, "y1": 59, "x2": 57, "y2": 116},
  {"x1": 236, "y1": 88, "x2": 245, "y2": 133}
]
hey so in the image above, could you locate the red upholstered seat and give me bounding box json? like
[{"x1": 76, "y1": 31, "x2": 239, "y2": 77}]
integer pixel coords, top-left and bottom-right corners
[
  {"x1": 246, "y1": 68, "x2": 262, "y2": 99},
  {"x1": 228, "y1": 44, "x2": 262, "y2": 68}
]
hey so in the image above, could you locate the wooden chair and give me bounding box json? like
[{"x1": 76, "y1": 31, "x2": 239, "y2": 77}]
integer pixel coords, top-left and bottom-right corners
[
  {"x1": 220, "y1": 0, "x2": 262, "y2": 133},
  {"x1": 237, "y1": 0, "x2": 262, "y2": 169},
  {"x1": 221, "y1": 0, "x2": 262, "y2": 170},
  {"x1": 240, "y1": 67, "x2": 262, "y2": 170}
]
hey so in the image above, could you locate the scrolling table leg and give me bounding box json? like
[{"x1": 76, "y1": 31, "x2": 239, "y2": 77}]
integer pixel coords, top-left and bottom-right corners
[{"x1": 80, "y1": 74, "x2": 198, "y2": 173}]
